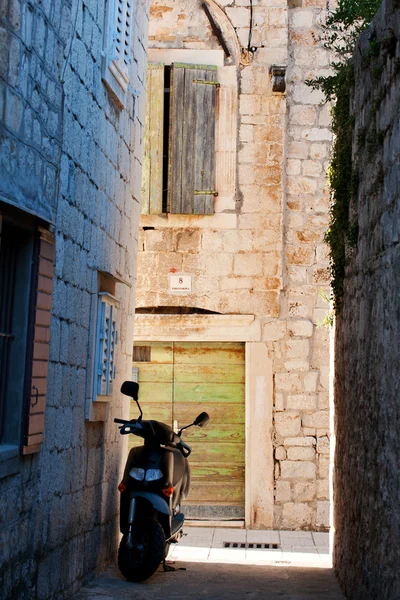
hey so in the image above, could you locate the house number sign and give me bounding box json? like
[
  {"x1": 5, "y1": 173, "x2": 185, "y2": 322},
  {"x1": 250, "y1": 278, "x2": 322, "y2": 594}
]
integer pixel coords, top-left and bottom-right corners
[{"x1": 168, "y1": 273, "x2": 193, "y2": 295}]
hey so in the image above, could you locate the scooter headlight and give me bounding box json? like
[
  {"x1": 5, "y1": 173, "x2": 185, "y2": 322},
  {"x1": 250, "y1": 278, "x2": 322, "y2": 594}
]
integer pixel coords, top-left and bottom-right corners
[
  {"x1": 129, "y1": 467, "x2": 145, "y2": 481},
  {"x1": 145, "y1": 469, "x2": 163, "y2": 481}
]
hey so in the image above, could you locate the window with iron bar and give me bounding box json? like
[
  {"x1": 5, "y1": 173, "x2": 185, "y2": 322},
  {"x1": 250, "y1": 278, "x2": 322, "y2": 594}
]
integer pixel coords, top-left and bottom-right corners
[{"x1": 0, "y1": 212, "x2": 36, "y2": 453}]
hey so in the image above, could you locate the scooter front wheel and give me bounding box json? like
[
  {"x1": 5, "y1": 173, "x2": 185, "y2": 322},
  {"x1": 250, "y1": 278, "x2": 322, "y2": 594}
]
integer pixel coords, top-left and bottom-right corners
[{"x1": 118, "y1": 519, "x2": 166, "y2": 582}]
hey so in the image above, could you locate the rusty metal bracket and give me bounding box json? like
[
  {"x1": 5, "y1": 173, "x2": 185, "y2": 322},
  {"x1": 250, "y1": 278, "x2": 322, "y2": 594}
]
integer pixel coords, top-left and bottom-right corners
[
  {"x1": 194, "y1": 190, "x2": 219, "y2": 196},
  {"x1": 192, "y1": 80, "x2": 220, "y2": 87}
]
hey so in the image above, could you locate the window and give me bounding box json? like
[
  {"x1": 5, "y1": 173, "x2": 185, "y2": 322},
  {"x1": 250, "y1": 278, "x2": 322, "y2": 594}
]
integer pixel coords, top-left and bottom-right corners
[
  {"x1": 102, "y1": 0, "x2": 134, "y2": 107},
  {"x1": 0, "y1": 207, "x2": 55, "y2": 458},
  {"x1": 0, "y1": 217, "x2": 33, "y2": 456},
  {"x1": 141, "y1": 63, "x2": 219, "y2": 216}
]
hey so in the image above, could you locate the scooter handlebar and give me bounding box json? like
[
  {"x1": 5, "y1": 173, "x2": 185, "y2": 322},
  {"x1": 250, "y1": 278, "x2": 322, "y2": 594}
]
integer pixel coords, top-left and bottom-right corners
[
  {"x1": 114, "y1": 419, "x2": 154, "y2": 438},
  {"x1": 178, "y1": 440, "x2": 192, "y2": 458}
]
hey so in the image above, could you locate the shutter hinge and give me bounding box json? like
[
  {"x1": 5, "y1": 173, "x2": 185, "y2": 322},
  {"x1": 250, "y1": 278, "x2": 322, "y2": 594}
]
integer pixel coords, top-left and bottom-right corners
[
  {"x1": 194, "y1": 190, "x2": 219, "y2": 196},
  {"x1": 192, "y1": 80, "x2": 220, "y2": 87}
]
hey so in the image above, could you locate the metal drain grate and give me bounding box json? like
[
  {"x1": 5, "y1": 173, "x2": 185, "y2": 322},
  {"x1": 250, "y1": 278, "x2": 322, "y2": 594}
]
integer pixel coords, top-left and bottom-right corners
[{"x1": 223, "y1": 542, "x2": 280, "y2": 549}]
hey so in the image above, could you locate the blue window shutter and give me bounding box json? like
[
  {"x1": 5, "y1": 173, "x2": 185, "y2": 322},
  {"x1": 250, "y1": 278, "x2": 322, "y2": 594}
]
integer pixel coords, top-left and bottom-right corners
[
  {"x1": 94, "y1": 294, "x2": 118, "y2": 400},
  {"x1": 107, "y1": 305, "x2": 116, "y2": 395}
]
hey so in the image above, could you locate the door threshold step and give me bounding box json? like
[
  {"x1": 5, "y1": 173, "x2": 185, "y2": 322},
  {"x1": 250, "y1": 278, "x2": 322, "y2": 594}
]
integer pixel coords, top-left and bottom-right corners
[{"x1": 185, "y1": 520, "x2": 245, "y2": 528}]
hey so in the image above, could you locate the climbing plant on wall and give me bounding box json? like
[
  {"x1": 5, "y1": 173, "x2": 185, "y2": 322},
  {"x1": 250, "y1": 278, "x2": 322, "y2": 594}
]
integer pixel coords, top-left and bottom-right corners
[{"x1": 307, "y1": 0, "x2": 381, "y2": 311}]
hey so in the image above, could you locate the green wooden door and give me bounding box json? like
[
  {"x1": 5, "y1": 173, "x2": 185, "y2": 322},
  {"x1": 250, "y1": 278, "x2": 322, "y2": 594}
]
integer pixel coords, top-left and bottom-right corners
[{"x1": 130, "y1": 342, "x2": 245, "y2": 520}]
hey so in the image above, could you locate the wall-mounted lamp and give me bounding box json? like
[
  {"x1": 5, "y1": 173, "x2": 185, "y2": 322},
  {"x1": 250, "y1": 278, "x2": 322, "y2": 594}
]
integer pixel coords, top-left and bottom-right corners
[{"x1": 270, "y1": 66, "x2": 286, "y2": 93}]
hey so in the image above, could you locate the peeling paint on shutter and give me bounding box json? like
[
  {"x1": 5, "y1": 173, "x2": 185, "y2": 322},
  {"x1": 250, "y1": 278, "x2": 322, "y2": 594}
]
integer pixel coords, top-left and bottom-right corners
[
  {"x1": 168, "y1": 64, "x2": 217, "y2": 215},
  {"x1": 141, "y1": 63, "x2": 164, "y2": 215}
]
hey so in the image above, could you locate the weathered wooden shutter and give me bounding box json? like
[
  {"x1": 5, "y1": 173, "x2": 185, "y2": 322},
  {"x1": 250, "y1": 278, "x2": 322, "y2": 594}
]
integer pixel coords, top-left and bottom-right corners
[
  {"x1": 168, "y1": 63, "x2": 218, "y2": 215},
  {"x1": 23, "y1": 229, "x2": 55, "y2": 455},
  {"x1": 141, "y1": 63, "x2": 164, "y2": 215}
]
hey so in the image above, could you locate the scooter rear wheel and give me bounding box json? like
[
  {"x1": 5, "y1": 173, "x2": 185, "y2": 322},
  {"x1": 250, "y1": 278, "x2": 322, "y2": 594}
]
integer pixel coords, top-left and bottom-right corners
[{"x1": 118, "y1": 519, "x2": 166, "y2": 582}]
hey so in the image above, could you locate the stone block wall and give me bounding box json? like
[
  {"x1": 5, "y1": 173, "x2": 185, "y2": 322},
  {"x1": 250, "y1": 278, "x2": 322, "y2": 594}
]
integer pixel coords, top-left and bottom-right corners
[
  {"x1": 137, "y1": 0, "x2": 332, "y2": 530},
  {"x1": 0, "y1": 0, "x2": 64, "y2": 222},
  {"x1": 334, "y1": 1, "x2": 400, "y2": 598},
  {"x1": 274, "y1": 0, "x2": 331, "y2": 530},
  {"x1": 0, "y1": 1, "x2": 149, "y2": 598}
]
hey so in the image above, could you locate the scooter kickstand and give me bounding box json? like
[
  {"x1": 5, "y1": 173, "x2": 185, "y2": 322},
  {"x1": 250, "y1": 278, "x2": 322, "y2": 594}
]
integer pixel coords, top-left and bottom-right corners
[{"x1": 163, "y1": 558, "x2": 186, "y2": 572}]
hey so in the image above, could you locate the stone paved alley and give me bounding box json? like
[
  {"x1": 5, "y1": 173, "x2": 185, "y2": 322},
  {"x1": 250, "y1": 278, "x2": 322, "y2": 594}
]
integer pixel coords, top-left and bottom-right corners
[{"x1": 72, "y1": 528, "x2": 345, "y2": 600}]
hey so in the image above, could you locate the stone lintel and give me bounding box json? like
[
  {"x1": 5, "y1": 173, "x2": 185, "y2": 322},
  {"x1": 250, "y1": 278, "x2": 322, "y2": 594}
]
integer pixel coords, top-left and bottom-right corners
[{"x1": 134, "y1": 314, "x2": 261, "y2": 342}]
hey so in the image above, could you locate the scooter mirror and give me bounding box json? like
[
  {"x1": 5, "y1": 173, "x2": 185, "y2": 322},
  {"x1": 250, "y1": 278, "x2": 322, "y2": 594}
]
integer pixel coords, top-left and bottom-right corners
[
  {"x1": 121, "y1": 381, "x2": 139, "y2": 401},
  {"x1": 194, "y1": 412, "x2": 210, "y2": 428}
]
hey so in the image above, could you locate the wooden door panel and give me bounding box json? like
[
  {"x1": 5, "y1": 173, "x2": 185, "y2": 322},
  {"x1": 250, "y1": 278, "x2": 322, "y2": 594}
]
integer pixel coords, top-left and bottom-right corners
[
  {"x1": 175, "y1": 342, "x2": 245, "y2": 512},
  {"x1": 173, "y1": 342, "x2": 245, "y2": 364},
  {"x1": 174, "y1": 403, "x2": 244, "y2": 424},
  {"x1": 174, "y1": 382, "x2": 244, "y2": 404},
  {"x1": 187, "y1": 464, "x2": 245, "y2": 480},
  {"x1": 130, "y1": 350, "x2": 173, "y2": 454},
  {"x1": 130, "y1": 403, "x2": 172, "y2": 423},
  {"x1": 184, "y1": 441, "x2": 244, "y2": 463},
  {"x1": 135, "y1": 382, "x2": 172, "y2": 404},
  {"x1": 130, "y1": 341, "x2": 245, "y2": 514},
  {"x1": 137, "y1": 363, "x2": 173, "y2": 382},
  {"x1": 134, "y1": 404, "x2": 171, "y2": 423},
  {"x1": 186, "y1": 482, "x2": 244, "y2": 504},
  {"x1": 174, "y1": 363, "x2": 245, "y2": 383},
  {"x1": 184, "y1": 424, "x2": 244, "y2": 443}
]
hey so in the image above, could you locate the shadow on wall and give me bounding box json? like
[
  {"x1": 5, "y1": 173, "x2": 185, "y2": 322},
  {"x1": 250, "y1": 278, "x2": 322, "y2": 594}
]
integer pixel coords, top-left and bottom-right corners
[{"x1": 135, "y1": 306, "x2": 222, "y2": 314}]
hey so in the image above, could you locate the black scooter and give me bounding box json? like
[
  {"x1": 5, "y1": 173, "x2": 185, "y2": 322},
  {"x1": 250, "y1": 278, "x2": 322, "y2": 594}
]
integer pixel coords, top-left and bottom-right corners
[{"x1": 114, "y1": 381, "x2": 209, "y2": 582}]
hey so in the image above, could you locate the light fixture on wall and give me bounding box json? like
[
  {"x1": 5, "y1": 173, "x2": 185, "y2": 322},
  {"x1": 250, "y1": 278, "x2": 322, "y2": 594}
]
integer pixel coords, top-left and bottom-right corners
[{"x1": 270, "y1": 66, "x2": 287, "y2": 94}]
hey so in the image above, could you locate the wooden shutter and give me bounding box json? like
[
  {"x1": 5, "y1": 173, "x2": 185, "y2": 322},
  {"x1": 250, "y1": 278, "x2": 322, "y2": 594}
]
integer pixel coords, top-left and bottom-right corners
[
  {"x1": 141, "y1": 63, "x2": 164, "y2": 215},
  {"x1": 23, "y1": 229, "x2": 55, "y2": 455},
  {"x1": 168, "y1": 63, "x2": 218, "y2": 215}
]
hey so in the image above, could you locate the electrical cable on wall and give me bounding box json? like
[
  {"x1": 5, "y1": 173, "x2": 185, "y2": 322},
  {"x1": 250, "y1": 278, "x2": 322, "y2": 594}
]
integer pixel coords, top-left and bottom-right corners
[{"x1": 248, "y1": 0, "x2": 253, "y2": 51}]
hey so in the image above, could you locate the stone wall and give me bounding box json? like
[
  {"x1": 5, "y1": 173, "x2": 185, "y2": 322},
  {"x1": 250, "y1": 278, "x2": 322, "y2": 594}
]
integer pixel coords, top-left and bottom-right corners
[
  {"x1": 333, "y1": 1, "x2": 400, "y2": 598},
  {"x1": 0, "y1": 0, "x2": 64, "y2": 222},
  {"x1": 137, "y1": 0, "x2": 332, "y2": 530},
  {"x1": 0, "y1": 1, "x2": 149, "y2": 598}
]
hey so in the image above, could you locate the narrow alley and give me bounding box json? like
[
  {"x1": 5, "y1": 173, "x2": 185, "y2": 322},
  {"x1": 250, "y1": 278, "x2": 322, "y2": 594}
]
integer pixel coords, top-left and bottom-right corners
[
  {"x1": 1, "y1": 0, "x2": 399, "y2": 598},
  {"x1": 72, "y1": 527, "x2": 344, "y2": 600}
]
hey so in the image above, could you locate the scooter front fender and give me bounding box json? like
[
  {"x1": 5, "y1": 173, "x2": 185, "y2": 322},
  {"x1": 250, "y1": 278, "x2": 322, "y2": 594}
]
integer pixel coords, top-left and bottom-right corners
[{"x1": 130, "y1": 491, "x2": 172, "y2": 516}]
